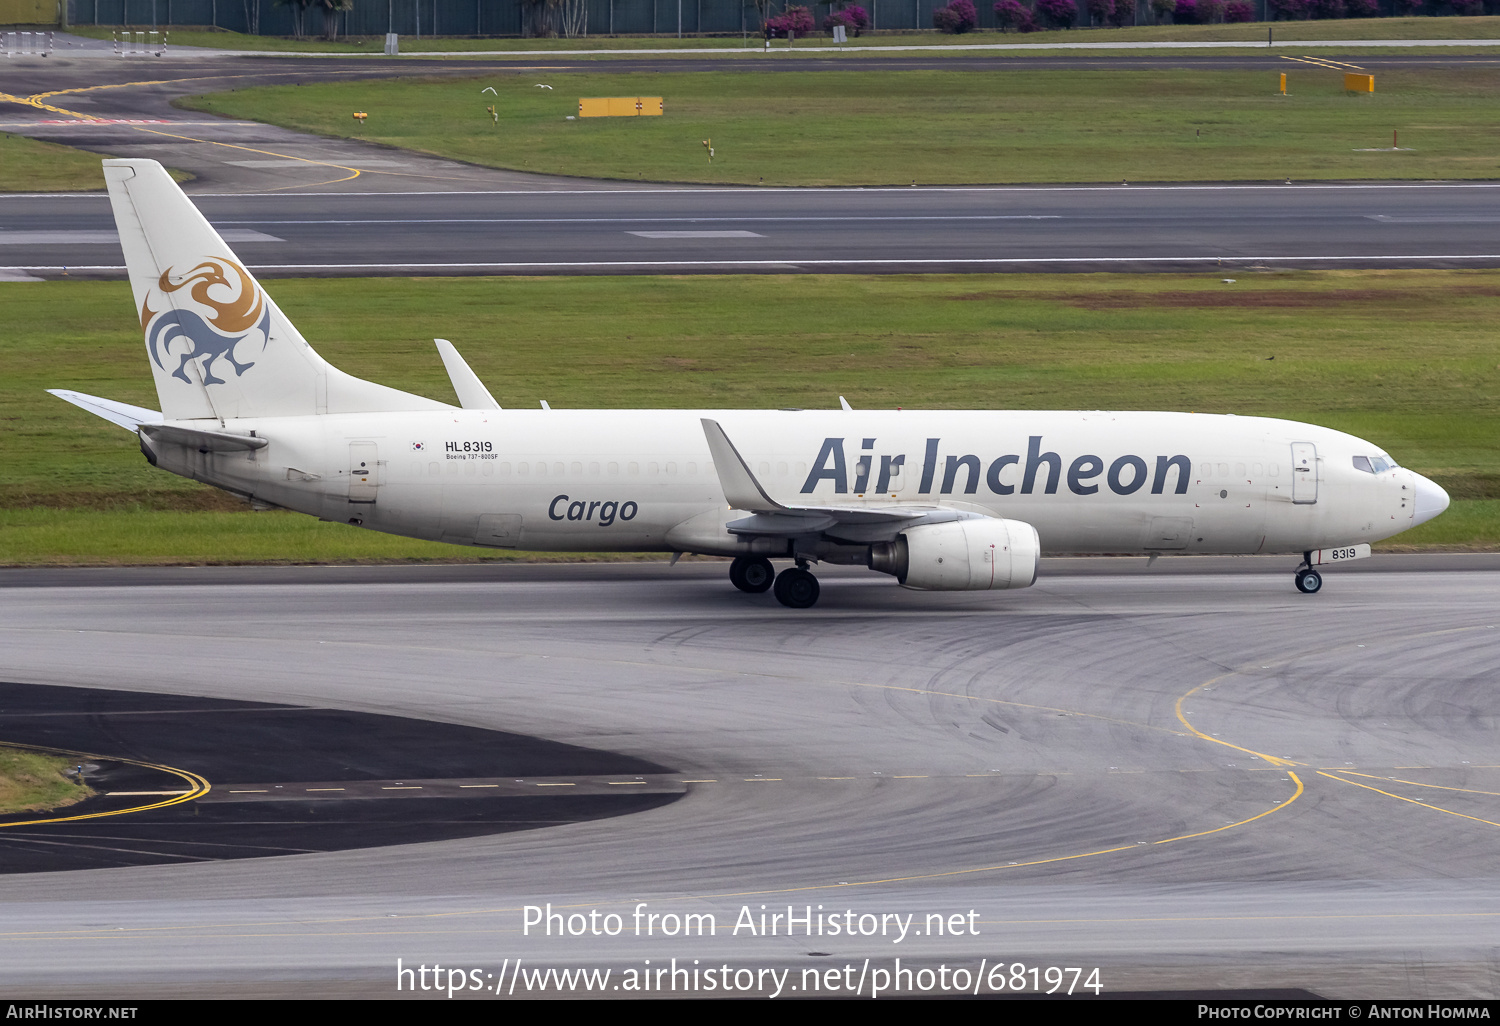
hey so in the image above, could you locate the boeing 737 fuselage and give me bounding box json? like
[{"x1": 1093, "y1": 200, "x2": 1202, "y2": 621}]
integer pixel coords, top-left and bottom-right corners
[{"x1": 51, "y1": 160, "x2": 1450, "y2": 608}]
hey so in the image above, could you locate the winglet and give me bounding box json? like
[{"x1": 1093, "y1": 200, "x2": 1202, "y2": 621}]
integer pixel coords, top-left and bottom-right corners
[
  {"x1": 839, "y1": 395, "x2": 852, "y2": 411},
  {"x1": 700, "y1": 419, "x2": 785, "y2": 514},
  {"x1": 434, "y1": 339, "x2": 501, "y2": 410}
]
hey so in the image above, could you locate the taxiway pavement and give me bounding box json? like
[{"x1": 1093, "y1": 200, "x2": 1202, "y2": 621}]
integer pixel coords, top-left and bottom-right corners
[{"x1": 0, "y1": 560, "x2": 1496, "y2": 997}]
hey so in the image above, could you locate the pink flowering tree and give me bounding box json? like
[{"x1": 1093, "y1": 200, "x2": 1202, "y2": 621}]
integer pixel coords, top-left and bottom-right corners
[
  {"x1": 1035, "y1": 0, "x2": 1078, "y2": 25},
  {"x1": 993, "y1": 0, "x2": 1037, "y2": 29},
  {"x1": 766, "y1": 4, "x2": 815, "y2": 35},
  {"x1": 933, "y1": 0, "x2": 979, "y2": 31}
]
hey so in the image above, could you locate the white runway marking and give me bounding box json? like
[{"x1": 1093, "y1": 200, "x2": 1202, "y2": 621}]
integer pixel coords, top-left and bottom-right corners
[
  {"x1": 1366, "y1": 214, "x2": 1500, "y2": 223},
  {"x1": 629, "y1": 230, "x2": 766, "y2": 238},
  {"x1": 0, "y1": 229, "x2": 283, "y2": 245},
  {"x1": 211, "y1": 253, "x2": 1500, "y2": 270},
  {"x1": 10, "y1": 253, "x2": 1500, "y2": 277},
  {"x1": 219, "y1": 215, "x2": 1064, "y2": 226}
]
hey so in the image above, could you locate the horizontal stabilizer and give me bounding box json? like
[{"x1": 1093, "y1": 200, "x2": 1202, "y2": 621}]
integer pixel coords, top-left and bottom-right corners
[{"x1": 48, "y1": 389, "x2": 163, "y2": 431}]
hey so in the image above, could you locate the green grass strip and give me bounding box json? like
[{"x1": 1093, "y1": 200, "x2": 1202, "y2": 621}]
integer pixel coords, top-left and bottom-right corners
[
  {"x1": 0, "y1": 746, "x2": 94, "y2": 815},
  {"x1": 0, "y1": 132, "x2": 113, "y2": 193},
  {"x1": 180, "y1": 66, "x2": 1500, "y2": 186}
]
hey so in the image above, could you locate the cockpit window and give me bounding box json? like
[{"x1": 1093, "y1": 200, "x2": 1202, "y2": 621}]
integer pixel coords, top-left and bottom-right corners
[
  {"x1": 1372, "y1": 456, "x2": 1396, "y2": 473},
  {"x1": 1353, "y1": 455, "x2": 1399, "y2": 474},
  {"x1": 1353, "y1": 456, "x2": 1374, "y2": 473}
]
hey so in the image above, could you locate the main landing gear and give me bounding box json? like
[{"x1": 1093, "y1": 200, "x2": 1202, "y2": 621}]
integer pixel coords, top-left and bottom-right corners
[
  {"x1": 772, "y1": 564, "x2": 820, "y2": 609},
  {"x1": 729, "y1": 555, "x2": 775, "y2": 594},
  {"x1": 728, "y1": 556, "x2": 821, "y2": 608},
  {"x1": 1294, "y1": 552, "x2": 1323, "y2": 595}
]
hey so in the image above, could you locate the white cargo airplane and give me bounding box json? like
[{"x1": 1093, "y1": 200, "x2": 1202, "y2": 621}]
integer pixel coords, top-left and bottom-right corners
[{"x1": 51, "y1": 160, "x2": 1450, "y2": 608}]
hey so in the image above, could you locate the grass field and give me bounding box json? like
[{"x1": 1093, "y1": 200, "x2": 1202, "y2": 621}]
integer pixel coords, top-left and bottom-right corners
[
  {"x1": 65, "y1": 17, "x2": 1500, "y2": 52},
  {"x1": 0, "y1": 132, "x2": 115, "y2": 193},
  {"x1": 3, "y1": 271, "x2": 1495, "y2": 564},
  {"x1": 180, "y1": 66, "x2": 1500, "y2": 186},
  {"x1": 0, "y1": 746, "x2": 92, "y2": 815}
]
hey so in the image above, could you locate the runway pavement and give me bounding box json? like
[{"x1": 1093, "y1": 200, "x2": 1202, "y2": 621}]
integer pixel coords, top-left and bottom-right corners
[
  {"x1": 8, "y1": 180, "x2": 1500, "y2": 277},
  {"x1": 0, "y1": 559, "x2": 1496, "y2": 998}
]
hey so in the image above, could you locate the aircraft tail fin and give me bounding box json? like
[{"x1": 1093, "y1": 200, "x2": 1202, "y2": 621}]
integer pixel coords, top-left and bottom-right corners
[{"x1": 103, "y1": 159, "x2": 449, "y2": 421}]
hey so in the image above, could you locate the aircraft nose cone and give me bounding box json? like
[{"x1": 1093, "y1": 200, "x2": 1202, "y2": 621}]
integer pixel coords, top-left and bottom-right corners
[{"x1": 1411, "y1": 472, "x2": 1450, "y2": 528}]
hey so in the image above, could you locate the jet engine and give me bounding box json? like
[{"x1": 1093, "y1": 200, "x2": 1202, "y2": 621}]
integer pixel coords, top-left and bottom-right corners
[{"x1": 868, "y1": 518, "x2": 1040, "y2": 591}]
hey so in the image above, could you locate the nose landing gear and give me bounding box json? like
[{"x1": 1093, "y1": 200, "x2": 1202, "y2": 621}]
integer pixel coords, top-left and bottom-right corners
[{"x1": 1294, "y1": 552, "x2": 1323, "y2": 595}]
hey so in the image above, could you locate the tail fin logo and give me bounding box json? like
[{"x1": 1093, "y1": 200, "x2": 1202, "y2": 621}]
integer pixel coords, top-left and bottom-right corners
[{"x1": 140, "y1": 258, "x2": 272, "y2": 386}]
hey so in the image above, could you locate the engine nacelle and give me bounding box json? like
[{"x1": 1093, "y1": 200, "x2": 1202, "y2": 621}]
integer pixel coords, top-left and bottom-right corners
[{"x1": 869, "y1": 518, "x2": 1040, "y2": 591}]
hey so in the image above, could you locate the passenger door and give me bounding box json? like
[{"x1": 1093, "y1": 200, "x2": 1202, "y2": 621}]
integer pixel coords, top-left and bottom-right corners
[{"x1": 1291, "y1": 442, "x2": 1318, "y2": 505}]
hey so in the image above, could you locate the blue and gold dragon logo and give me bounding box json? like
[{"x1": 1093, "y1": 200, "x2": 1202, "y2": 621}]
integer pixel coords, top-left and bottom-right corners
[{"x1": 141, "y1": 258, "x2": 271, "y2": 385}]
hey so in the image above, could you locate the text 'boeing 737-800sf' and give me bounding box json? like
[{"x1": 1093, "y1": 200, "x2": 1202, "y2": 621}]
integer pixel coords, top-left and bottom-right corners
[{"x1": 50, "y1": 160, "x2": 1450, "y2": 608}]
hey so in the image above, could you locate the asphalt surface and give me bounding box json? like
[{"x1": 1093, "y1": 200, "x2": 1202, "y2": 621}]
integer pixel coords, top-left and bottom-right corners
[
  {"x1": 0, "y1": 681, "x2": 675, "y2": 873},
  {"x1": 8, "y1": 179, "x2": 1500, "y2": 277},
  {"x1": 0, "y1": 560, "x2": 1497, "y2": 998}
]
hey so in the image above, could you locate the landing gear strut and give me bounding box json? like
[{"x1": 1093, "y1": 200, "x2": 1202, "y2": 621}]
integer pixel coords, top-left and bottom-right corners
[
  {"x1": 773, "y1": 563, "x2": 820, "y2": 609},
  {"x1": 729, "y1": 555, "x2": 775, "y2": 594}
]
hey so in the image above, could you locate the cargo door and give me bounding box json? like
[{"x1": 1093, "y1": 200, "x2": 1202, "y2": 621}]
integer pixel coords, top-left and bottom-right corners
[
  {"x1": 348, "y1": 441, "x2": 379, "y2": 503},
  {"x1": 1144, "y1": 516, "x2": 1193, "y2": 550},
  {"x1": 476, "y1": 514, "x2": 523, "y2": 548}
]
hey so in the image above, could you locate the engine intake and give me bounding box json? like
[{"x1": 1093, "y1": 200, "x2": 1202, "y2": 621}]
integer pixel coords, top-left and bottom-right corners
[{"x1": 869, "y1": 518, "x2": 1040, "y2": 591}]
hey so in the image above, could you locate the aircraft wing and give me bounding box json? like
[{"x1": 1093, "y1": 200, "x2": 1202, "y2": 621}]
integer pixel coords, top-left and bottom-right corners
[{"x1": 700, "y1": 418, "x2": 973, "y2": 542}]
